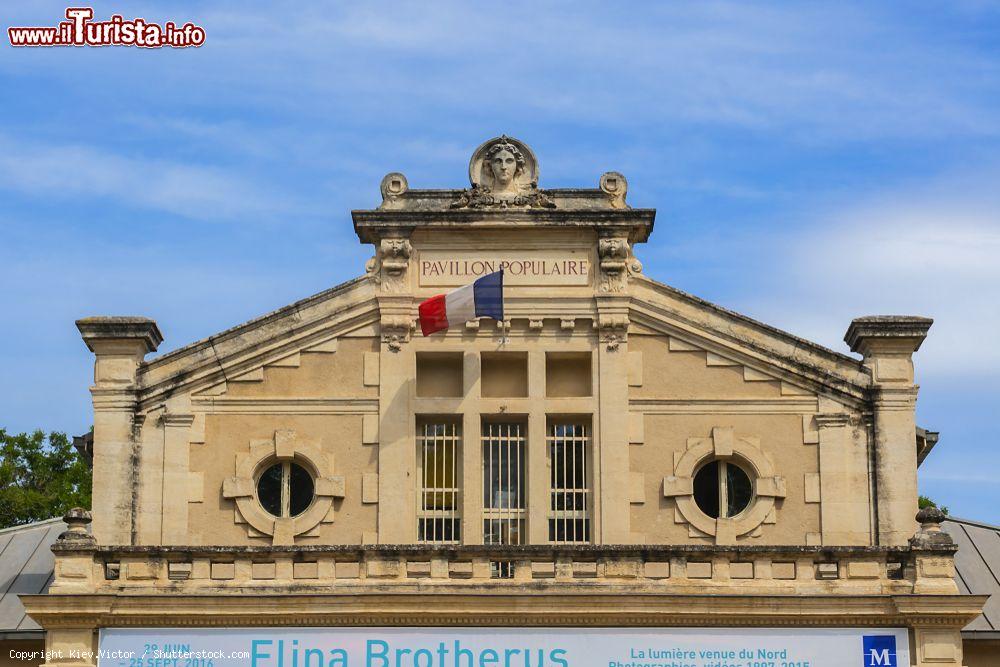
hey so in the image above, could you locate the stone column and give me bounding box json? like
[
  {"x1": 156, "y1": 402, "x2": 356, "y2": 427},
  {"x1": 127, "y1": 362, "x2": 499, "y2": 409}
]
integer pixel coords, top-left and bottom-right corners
[
  {"x1": 76, "y1": 317, "x2": 162, "y2": 545},
  {"x1": 845, "y1": 316, "x2": 932, "y2": 546}
]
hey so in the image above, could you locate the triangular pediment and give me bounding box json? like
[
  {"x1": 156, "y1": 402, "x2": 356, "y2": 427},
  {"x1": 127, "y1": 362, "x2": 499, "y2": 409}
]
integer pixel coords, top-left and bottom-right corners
[
  {"x1": 137, "y1": 276, "x2": 378, "y2": 407},
  {"x1": 629, "y1": 275, "x2": 870, "y2": 404}
]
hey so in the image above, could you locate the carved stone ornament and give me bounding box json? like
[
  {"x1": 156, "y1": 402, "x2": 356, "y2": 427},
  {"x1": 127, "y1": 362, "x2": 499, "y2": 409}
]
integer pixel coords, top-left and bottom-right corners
[
  {"x1": 381, "y1": 315, "x2": 413, "y2": 352},
  {"x1": 599, "y1": 171, "x2": 628, "y2": 209},
  {"x1": 57, "y1": 507, "x2": 96, "y2": 545},
  {"x1": 379, "y1": 172, "x2": 408, "y2": 210},
  {"x1": 598, "y1": 236, "x2": 642, "y2": 293},
  {"x1": 663, "y1": 427, "x2": 786, "y2": 545},
  {"x1": 451, "y1": 135, "x2": 555, "y2": 210},
  {"x1": 222, "y1": 430, "x2": 345, "y2": 545},
  {"x1": 365, "y1": 237, "x2": 412, "y2": 292},
  {"x1": 909, "y1": 507, "x2": 954, "y2": 549},
  {"x1": 597, "y1": 313, "x2": 629, "y2": 351}
]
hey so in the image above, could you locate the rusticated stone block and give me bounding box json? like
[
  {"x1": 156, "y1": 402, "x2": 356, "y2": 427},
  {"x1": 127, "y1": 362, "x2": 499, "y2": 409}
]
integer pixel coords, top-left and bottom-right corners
[
  {"x1": 531, "y1": 562, "x2": 555, "y2": 578},
  {"x1": 449, "y1": 561, "x2": 473, "y2": 579},
  {"x1": 252, "y1": 561, "x2": 276, "y2": 580},
  {"x1": 687, "y1": 561, "x2": 712, "y2": 579},
  {"x1": 919, "y1": 556, "x2": 955, "y2": 578},
  {"x1": 293, "y1": 562, "x2": 319, "y2": 579},
  {"x1": 772, "y1": 562, "x2": 796, "y2": 580},
  {"x1": 335, "y1": 561, "x2": 360, "y2": 579},
  {"x1": 644, "y1": 561, "x2": 670, "y2": 579},
  {"x1": 730, "y1": 562, "x2": 754, "y2": 579},
  {"x1": 210, "y1": 562, "x2": 235, "y2": 580},
  {"x1": 125, "y1": 561, "x2": 157, "y2": 580},
  {"x1": 407, "y1": 561, "x2": 431, "y2": 578},
  {"x1": 366, "y1": 558, "x2": 400, "y2": 578},
  {"x1": 846, "y1": 560, "x2": 880, "y2": 579},
  {"x1": 603, "y1": 558, "x2": 641, "y2": 578}
]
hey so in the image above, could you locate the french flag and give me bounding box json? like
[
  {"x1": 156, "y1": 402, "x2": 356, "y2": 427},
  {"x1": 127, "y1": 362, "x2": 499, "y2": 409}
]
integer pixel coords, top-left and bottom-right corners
[{"x1": 418, "y1": 270, "x2": 504, "y2": 336}]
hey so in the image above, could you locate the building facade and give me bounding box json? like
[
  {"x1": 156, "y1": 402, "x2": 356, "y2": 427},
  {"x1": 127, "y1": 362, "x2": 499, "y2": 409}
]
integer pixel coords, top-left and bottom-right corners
[{"x1": 19, "y1": 136, "x2": 988, "y2": 666}]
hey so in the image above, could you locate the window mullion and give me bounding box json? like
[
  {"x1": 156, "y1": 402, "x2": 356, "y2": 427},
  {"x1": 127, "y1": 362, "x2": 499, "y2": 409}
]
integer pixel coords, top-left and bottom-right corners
[
  {"x1": 718, "y1": 460, "x2": 728, "y2": 519},
  {"x1": 281, "y1": 460, "x2": 291, "y2": 518}
]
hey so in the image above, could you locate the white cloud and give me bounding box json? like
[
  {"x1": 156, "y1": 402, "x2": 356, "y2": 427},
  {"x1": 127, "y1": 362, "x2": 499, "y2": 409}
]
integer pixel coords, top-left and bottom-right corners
[
  {"x1": 0, "y1": 133, "x2": 300, "y2": 222},
  {"x1": 4, "y1": 2, "x2": 998, "y2": 142},
  {"x1": 736, "y1": 169, "x2": 1000, "y2": 377}
]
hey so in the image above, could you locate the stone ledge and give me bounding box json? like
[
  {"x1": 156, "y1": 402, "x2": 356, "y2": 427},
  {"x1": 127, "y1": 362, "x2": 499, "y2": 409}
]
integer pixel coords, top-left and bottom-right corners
[
  {"x1": 47, "y1": 544, "x2": 959, "y2": 599},
  {"x1": 844, "y1": 316, "x2": 933, "y2": 353},
  {"x1": 76, "y1": 316, "x2": 163, "y2": 353}
]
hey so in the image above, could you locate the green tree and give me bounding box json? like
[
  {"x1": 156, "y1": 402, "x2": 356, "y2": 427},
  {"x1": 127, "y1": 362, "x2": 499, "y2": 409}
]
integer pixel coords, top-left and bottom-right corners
[
  {"x1": 919, "y1": 494, "x2": 949, "y2": 516},
  {"x1": 0, "y1": 429, "x2": 92, "y2": 528}
]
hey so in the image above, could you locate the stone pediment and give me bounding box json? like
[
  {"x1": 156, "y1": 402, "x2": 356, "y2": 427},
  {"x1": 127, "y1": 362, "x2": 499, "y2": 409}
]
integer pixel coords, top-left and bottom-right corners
[{"x1": 134, "y1": 277, "x2": 379, "y2": 408}]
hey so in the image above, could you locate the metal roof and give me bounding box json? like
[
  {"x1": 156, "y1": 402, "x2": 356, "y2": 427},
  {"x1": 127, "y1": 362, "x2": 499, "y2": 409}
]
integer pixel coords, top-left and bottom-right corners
[
  {"x1": 943, "y1": 517, "x2": 1000, "y2": 639},
  {"x1": 0, "y1": 518, "x2": 64, "y2": 639}
]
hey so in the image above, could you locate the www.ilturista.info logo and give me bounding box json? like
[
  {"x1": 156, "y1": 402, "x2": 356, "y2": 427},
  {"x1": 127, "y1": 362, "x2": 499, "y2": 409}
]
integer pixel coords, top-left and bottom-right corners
[
  {"x1": 8, "y1": 8, "x2": 205, "y2": 48},
  {"x1": 862, "y1": 636, "x2": 897, "y2": 667}
]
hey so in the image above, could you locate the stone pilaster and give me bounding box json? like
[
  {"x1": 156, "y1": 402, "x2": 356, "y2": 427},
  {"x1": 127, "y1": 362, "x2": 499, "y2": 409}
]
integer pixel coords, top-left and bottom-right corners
[
  {"x1": 376, "y1": 293, "x2": 416, "y2": 543},
  {"x1": 76, "y1": 317, "x2": 162, "y2": 545},
  {"x1": 845, "y1": 316, "x2": 932, "y2": 546},
  {"x1": 596, "y1": 297, "x2": 632, "y2": 543}
]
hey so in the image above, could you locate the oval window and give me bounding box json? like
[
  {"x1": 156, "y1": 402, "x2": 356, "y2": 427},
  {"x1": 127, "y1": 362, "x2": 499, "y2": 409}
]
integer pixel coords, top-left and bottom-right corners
[
  {"x1": 256, "y1": 460, "x2": 315, "y2": 518},
  {"x1": 692, "y1": 459, "x2": 753, "y2": 519}
]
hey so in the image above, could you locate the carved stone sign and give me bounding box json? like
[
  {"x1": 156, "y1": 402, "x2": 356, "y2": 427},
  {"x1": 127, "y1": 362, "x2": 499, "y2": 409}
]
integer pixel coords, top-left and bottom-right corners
[{"x1": 418, "y1": 250, "x2": 591, "y2": 287}]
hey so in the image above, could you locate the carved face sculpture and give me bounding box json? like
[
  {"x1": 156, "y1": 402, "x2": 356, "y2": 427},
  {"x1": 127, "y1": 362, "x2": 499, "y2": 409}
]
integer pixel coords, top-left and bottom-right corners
[{"x1": 490, "y1": 148, "x2": 518, "y2": 190}]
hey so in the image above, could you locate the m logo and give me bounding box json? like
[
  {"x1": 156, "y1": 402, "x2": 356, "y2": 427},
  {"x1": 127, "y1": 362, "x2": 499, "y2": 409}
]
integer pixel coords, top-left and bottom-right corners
[{"x1": 863, "y1": 636, "x2": 897, "y2": 667}]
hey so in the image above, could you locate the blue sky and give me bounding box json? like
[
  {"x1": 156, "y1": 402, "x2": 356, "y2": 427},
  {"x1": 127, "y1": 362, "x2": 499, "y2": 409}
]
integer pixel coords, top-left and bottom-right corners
[{"x1": 2, "y1": 1, "x2": 999, "y2": 521}]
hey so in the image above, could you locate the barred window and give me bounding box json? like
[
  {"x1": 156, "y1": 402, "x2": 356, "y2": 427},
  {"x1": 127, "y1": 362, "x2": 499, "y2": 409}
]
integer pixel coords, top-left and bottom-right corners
[
  {"x1": 548, "y1": 421, "x2": 591, "y2": 543},
  {"x1": 482, "y1": 421, "x2": 526, "y2": 547},
  {"x1": 417, "y1": 420, "x2": 461, "y2": 543}
]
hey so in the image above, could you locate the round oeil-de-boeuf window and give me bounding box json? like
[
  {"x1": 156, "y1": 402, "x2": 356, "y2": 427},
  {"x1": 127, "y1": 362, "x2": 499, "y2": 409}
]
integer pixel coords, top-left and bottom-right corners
[
  {"x1": 256, "y1": 460, "x2": 314, "y2": 518},
  {"x1": 692, "y1": 458, "x2": 753, "y2": 519}
]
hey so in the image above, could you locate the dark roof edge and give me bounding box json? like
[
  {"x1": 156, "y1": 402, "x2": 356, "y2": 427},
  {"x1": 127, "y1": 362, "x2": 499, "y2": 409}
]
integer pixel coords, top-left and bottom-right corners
[
  {"x1": 0, "y1": 517, "x2": 63, "y2": 535},
  {"x1": 634, "y1": 275, "x2": 868, "y2": 371},
  {"x1": 944, "y1": 516, "x2": 1000, "y2": 531},
  {"x1": 142, "y1": 275, "x2": 370, "y2": 371}
]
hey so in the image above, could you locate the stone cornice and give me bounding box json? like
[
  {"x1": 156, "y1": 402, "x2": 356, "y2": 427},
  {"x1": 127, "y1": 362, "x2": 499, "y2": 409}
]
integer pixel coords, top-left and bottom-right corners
[
  {"x1": 352, "y1": 208, "x2": 655, "y2": 245},
  {"x1": 77, "y1": 317, "x2": 163, "y2": 354},
  {"x1": 845, "y1": 316, "x2": 933, "y2": 354},
  {"x1": 21, "y1": 593, "x2": 987, "y2": 629},
  {"x1": 51, "y1": 543, "x2": 954, "y2": 556}
]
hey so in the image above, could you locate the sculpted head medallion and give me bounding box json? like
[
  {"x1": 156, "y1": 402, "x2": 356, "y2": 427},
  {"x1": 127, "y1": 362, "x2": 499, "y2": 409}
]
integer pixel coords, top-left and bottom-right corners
[
  {"x1": 454, "y1": 135, "x2": 554, "y2": 209},
  {"x1": 486, "y1": 140, "x2": 524, "y2": 193}
]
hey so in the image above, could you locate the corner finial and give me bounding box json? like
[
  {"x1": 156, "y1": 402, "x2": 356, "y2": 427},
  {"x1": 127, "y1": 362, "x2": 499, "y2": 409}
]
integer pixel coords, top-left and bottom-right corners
[
  {"x1": 909, "y1": 506, "x2": 953, "y2": 548},
  {"x1": 57, "y1": 507, "x2": 96, "y2": 545}
]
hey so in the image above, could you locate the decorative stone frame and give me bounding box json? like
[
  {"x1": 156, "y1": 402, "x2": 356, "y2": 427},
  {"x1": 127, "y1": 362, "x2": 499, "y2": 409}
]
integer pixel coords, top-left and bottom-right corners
[
  {"x1": 663, "y1": 427, "x2": 786, "y2": 545},
  {"x1": 223, "y1": 430, "x2": 345, "y2": 545}
]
